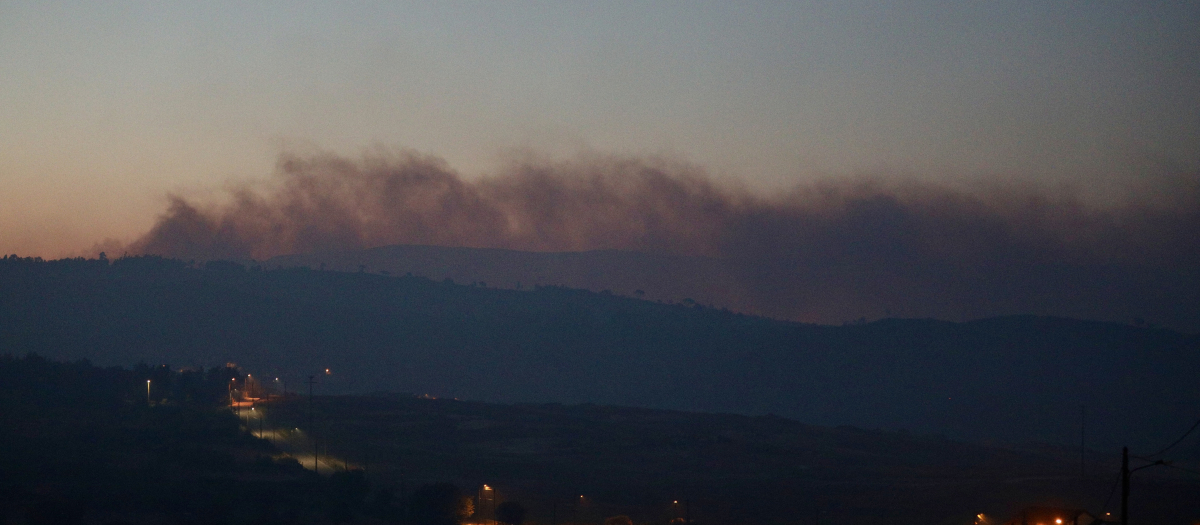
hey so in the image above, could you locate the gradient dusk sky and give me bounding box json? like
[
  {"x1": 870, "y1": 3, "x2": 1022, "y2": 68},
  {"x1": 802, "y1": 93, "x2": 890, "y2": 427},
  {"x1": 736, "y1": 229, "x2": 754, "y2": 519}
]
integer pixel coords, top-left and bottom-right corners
[{"x1": 2, "y1": 1, "x2": 1198, "y2": 257}]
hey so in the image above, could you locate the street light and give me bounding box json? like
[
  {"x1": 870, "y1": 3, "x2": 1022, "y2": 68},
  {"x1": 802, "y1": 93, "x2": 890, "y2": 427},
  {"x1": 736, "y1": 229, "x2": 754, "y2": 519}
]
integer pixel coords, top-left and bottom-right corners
[
  {"x1": 146, "y1": 380, "x2": 151, "y2": 405},
  {"x1": 480, "y1": 485, "x2": 495, "y2": 525},
  {"x1": 230, "y1": 377, "x2": 239, "y2": 415}
]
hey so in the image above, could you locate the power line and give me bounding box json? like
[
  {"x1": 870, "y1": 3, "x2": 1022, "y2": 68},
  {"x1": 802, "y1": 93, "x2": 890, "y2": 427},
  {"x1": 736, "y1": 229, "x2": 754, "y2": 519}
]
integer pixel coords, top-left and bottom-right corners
[
  {"x1": 1138, "y1": 418, "x2": 1200, "y2": 459},
  {"x1": 1162, "y1": 463, "x2": 1200, "y2": 477},
  {"x1": 1099, "y1": 470, "x2": 1122, "y2": 515}
]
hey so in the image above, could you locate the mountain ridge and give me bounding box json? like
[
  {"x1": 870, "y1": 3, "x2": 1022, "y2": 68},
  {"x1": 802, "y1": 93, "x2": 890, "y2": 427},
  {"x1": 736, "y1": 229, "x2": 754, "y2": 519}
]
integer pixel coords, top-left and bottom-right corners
[
  {"x1": 261, "y1": 243, "x2": 1200, "y2": 330},
  {"x1": 2, "y1": 254, "x2": 1197, "y2": 453}
]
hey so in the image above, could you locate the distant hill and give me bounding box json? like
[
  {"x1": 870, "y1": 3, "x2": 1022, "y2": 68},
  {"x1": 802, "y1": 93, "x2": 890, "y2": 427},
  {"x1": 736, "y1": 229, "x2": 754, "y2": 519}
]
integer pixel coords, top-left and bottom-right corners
[
  {"x1": 263, "y1": 244, "x2": 1200, "y2": 330},
  {"x1": 266, "y1": 244, "x2": 741, "y2": 316},
  {"x1": 2, "y1": 255, "x2": 1198, "y2": 453}
]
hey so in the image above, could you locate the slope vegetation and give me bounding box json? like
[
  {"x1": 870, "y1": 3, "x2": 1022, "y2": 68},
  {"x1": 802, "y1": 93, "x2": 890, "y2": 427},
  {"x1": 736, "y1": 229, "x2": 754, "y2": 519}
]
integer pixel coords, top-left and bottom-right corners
[{"x1": 2, "y1": 255, "x2": 1197, "y2": 451}]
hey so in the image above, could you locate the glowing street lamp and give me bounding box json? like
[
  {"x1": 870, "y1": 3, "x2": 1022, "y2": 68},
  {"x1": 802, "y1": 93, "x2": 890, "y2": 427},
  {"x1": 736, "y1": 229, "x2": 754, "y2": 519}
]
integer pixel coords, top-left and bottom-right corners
[
  {"x1": 146, "y1": 379, "x2": 151, "y2": 405},
  {"x1": 229, "y1": 377, "x2": 239, "y2": 414},
  {"x1": 479, "y1": 485, "x2": 495, "y2": 525}
]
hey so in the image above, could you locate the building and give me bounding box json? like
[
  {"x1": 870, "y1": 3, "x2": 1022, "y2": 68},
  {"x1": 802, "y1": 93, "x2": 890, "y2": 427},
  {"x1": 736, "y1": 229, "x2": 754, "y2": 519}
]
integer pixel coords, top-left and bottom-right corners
[{"x1": 1004, "y1": 506, "x2": 1105, "y2": 525}]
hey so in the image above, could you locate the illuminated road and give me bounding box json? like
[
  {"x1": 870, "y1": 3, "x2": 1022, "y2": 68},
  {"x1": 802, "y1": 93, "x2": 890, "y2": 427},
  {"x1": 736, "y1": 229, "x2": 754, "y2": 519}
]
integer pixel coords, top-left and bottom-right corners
[{"x1": 236, "y1": 403, "x2": 357, "y2": 474}]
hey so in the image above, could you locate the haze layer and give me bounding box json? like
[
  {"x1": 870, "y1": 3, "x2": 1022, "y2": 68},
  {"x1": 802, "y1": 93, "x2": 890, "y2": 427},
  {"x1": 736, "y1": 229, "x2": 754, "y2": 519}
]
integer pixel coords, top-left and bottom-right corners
[{"x1": 127, "y1": 151, "x2": 1200, "y2": 329}]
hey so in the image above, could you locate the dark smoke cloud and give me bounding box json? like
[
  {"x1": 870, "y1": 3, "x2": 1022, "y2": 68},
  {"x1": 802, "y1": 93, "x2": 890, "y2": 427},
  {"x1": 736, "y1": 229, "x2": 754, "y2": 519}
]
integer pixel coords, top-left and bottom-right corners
[{"x1": 129, "y1": 150, "x2": 1200, "y2": 330}]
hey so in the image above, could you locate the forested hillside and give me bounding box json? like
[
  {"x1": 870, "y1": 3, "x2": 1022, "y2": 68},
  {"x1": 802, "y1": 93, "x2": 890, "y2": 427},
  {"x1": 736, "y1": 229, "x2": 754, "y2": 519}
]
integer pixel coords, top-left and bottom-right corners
[{"x1": 2, "y1": 255, "x2": 1197, "y2": 452}]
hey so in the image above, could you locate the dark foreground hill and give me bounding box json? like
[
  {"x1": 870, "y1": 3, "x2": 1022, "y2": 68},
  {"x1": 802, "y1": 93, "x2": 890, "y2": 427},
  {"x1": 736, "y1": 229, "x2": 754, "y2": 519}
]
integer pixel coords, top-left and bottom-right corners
[
  {"x1": 0, "y1": 354, "x2": 344, "y2": 524},
  {"x1": 1, "y1": 255, "x2": 1198, "y2": 453},
  {"x1": 272, "y1": 393, "x2": 1200, "y2": 525},
  {"x1": 6, "y1": 355, "x2": 1198, "y2": 524}
]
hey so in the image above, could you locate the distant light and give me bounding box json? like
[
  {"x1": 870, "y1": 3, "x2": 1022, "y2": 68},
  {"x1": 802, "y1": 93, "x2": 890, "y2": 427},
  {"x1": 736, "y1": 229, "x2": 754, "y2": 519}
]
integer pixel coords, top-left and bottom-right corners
[
  {"x1": 1056, "y1": 520, "x2": 1062, "y2": 524},
  {"x1": 325, "y1": 368, "x2": 331, "y2": 374},
  {"x1": 147, "y1": 380, "x2": 151, "y2": 383}
]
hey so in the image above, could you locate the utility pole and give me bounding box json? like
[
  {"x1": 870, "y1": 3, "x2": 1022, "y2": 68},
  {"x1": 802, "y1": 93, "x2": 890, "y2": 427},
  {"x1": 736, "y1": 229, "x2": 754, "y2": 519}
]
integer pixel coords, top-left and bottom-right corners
[
  {"x1": 1119, "y1": 447, "x2": 1168, "y2": 525},
  {"x1": 307, "y1": 375, "x2": 318, "y2": 474},
  {"x1": 1120, "y1": 447, "x2": 1129, "y2": 525}
]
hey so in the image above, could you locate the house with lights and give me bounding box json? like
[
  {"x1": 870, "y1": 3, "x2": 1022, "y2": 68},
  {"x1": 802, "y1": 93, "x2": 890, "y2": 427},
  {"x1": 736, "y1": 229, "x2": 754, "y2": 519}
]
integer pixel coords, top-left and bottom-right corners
[{"x1": 1003, "y1": 506, "x2": 1105, "y2": 525}]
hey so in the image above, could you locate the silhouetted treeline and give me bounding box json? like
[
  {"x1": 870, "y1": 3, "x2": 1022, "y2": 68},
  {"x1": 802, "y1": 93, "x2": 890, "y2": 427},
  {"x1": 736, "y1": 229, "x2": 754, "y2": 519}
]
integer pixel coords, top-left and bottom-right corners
[{"x1": 2, "y1": 254, "x2": 1199, "y2": 452}]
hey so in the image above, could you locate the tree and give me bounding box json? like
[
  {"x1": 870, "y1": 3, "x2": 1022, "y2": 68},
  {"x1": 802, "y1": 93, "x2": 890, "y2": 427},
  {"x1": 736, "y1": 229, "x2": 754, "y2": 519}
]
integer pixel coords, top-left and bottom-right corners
[
  {"x1": 326, "y1": 470, "x2": 370, "y2": 523},
  {"x1": 496, "y1": 501, "x2": 527, "y2": 525},
  {"x1": 409, "y1": 483, "x2": 474, "y2": 525},
  {"x1": 604, "y1": 516, "x2": 633, "y2": 525}
]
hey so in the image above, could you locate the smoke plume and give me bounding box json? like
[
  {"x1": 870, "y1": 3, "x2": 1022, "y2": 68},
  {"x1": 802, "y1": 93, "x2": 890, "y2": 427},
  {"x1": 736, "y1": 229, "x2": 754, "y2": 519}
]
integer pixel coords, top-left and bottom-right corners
[{"x1": 129, "y1": 150, "x2": 1200, "y2": 329}]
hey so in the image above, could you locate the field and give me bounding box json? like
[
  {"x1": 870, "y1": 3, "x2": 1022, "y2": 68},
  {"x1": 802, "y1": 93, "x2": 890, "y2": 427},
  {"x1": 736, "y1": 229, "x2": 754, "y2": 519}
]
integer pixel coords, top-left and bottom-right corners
[{"x1": 259, "y1": 394, "x2": 1200, "y2": 525}]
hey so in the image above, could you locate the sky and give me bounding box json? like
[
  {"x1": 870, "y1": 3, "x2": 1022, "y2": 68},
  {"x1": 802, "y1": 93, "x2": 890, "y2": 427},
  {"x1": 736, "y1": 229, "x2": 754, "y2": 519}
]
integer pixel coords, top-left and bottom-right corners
[{"x1": 1, "y1": 1, "x2": 1198, "y2": 257}]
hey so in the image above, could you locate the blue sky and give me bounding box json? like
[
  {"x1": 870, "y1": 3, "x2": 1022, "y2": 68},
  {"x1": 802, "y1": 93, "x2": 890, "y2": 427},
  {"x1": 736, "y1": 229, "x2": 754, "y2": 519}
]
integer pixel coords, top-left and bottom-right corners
[{"x1": 1, "y1": 1, "x2": 1197, "y2": 255}]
